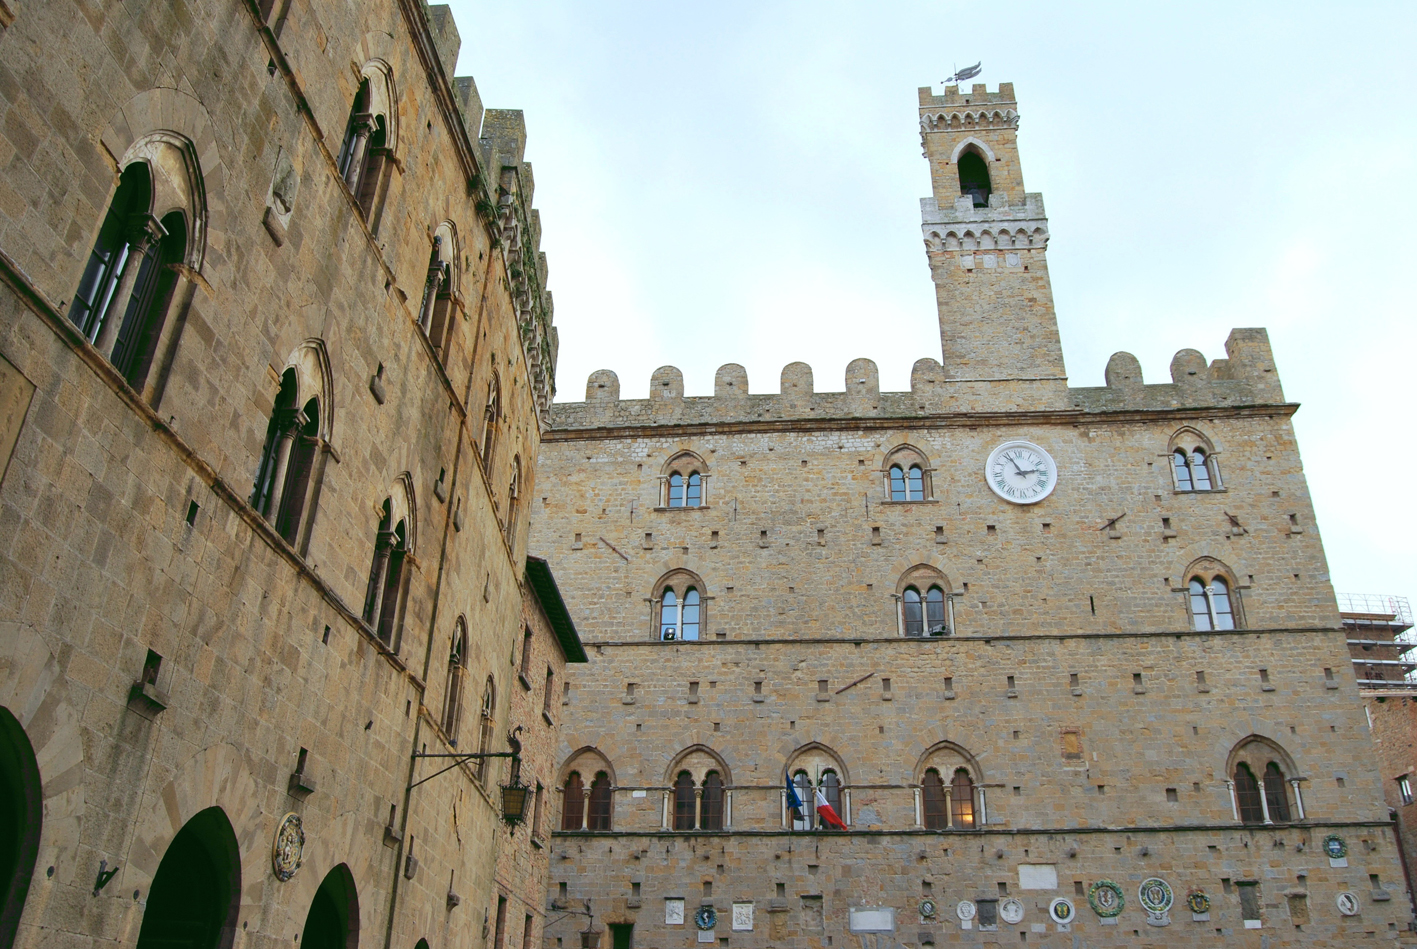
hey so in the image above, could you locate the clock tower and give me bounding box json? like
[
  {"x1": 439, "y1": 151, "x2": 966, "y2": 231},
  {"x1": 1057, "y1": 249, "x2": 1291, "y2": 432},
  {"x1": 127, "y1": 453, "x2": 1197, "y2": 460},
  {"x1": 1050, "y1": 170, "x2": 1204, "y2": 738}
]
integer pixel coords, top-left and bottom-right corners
[{"x1": 919, "y1": 83, "x2": 1068, "y2": 409}]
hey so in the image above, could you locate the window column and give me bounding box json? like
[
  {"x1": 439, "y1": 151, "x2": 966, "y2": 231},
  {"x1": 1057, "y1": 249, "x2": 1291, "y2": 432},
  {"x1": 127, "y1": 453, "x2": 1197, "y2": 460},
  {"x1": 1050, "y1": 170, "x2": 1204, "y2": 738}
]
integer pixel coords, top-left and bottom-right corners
[
  {"x1": 1289, "y1": 779, "x2": 1306, "y2": 819},
  {"x1": 694, "y1": 787, "x2": 703, "y2": 830},
  {"x1": 94, "y1": 214, "x2": 166, "y2": 359},
  {"x1": 1257, "y1": 776, "x2": 1273, "y2": 824},
  {"x1": 342, "y1": 113, "x2": 375, "y2": 189},
  {"x1": 943, "y1": 788, "x2": 952, "y2": 829},
  {"x1": 977, "y1": 787, "x2": 987, "y2": 826},
  {"x1": 912, "y1": 786, "x2": 922, "y2": 828},
  {"x1": 580, "y1": 787, "x2": 591, "y2": 831},
  {"x1": 1226, "y1": 780, "x2": 1240, "y2": 821},
  {"x1": 263, "y1": 408, "x2": 306, "y2": 522},
  {"x1": 363, "y1": 529, "x2": 396, "y2": 628}
]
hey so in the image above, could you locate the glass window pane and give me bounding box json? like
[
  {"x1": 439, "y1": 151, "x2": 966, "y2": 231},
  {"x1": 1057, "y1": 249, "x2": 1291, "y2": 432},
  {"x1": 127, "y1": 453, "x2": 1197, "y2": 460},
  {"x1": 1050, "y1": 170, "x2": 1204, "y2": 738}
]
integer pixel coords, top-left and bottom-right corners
[
  {"x1": 821, "y1": 771, "x2": 842, "y2": 824},
  {"x1": 589, "y1": 772, "x2": 613, "y2": 830},
  {"x1": 682, "y1": 589, "x2": 700, "y2": 641},
  {"x1": 889, "y1": 466, "x2": 906, "y2": 501},
  {"x1": 686, "y1": 472, "x2": 701, "y2": 507},
  {"x1": 562, "y1": 773, "x2": 584, "y2": 830},
  {"x1": 921, "y1": 770, "x2": 947, "y2": 829},
  {"x1": 793, "y1": 772, "x2": 813, "y2": 830},
  {"x1": 660, "y1": 590, "x2": 678, "y2": 640},
  {"x1": 1173, "y1": 450, "x2": 1193, "y2": 491},
  {"x1": 908, "y1": 466, "x2": 924, "y2": 501},
  {"x1": 1191, "y1": 450, "x2": 1212, "y2": 490},
  {"x1": 951, "y1": 770, "x2": 975, "y2": 829},
  {"x1": 701, "y1": 772, "x2": 723, "y2": 830},
  {"x1": 669, "y1": 472, "x2": 684, "y2": 507},
  {"x1": 903, "y1": 587, "x2": 923, "y2": 637},
  {"x1": 1211, "y1": 578, "x2": 1234, "y2": 630},
  {"x1": 1189, "y1": 579, "x2": 1212, "y2": 631},
  {"x1": 673, "y1": 773, "x2": 696, "y2": 830},
  {"x1": 925, "y1": 587, "x2": 947, "y2": 634},
  {"x1": 1235, "y1": 764, "x2": 1264, "y2": 823},
  {"x1": 1264, "y1": 762, "x2": 1290, "y2": 821}
]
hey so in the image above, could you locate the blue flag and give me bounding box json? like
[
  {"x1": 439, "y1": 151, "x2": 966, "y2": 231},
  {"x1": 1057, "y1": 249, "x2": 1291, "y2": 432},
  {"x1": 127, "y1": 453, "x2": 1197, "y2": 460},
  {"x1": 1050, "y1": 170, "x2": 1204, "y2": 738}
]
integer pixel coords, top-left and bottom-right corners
[{"x1": 785, "y1": 778, "x2": 804, "y2": 821}]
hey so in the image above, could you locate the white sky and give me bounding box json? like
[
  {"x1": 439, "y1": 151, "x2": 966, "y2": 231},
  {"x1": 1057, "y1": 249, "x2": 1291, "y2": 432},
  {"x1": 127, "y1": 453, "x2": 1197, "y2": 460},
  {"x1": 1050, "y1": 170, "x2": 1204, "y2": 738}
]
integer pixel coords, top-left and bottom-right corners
[{"x1": 449, "y1": 1, "x2": 1417, "y2": 600}]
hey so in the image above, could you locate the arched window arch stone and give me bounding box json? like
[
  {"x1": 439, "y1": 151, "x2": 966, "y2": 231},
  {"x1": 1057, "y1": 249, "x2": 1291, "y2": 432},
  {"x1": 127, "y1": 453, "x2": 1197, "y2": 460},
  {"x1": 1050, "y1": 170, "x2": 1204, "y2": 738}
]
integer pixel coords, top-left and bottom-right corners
[
  {"x1": 558, "y1": 748, "x2": 615, "y2": 831},
  {"x1": 1168, "y1": 427, "x2": 1222, "y2": 492},
  {"x1": 440, "y1": 618, "x2": 467, "y2": 743},
  {"x1": 664, "y1": 745, "x2": 733, "y2": 831},
  {"x1": 251, "y1": 340, "x2": 333, "y2": 555},
  {"x1": 652, "y1": 569, "x2": 707, "y2": 641},
  {"x1": 336, "y1": 61, "x2": 398, "y2": 230},
  {"x1": 1226, "y1": 736, "x2": 1303, "y2": 824},
  {"x1": 362, "y1": 476, "x2": 416, "y2": 647},
  {"x1": 417, "y1": 222, "x2": 461, "y2": 356},
  {"x1": 785, "y1": 743, "x2": 849, "y2": 829},
  {"x1": 914, "y1": 742, "x2": 984, "y2": 830},
  {"x1": 895, "y1": 564, "x2": 953, "y2": 637},
  {"x1": 881, "y1": 444, "x2": 933, "y2": 503},
  {"x1": 659, "y1": 449, "x2": 709, "y2": 509},
  {"x1": 1184, "y1": 557, "x2": 1243, "y2": 630},
  {"x1": 473, "y1": 676, "x2": 496, "y2": 784}
]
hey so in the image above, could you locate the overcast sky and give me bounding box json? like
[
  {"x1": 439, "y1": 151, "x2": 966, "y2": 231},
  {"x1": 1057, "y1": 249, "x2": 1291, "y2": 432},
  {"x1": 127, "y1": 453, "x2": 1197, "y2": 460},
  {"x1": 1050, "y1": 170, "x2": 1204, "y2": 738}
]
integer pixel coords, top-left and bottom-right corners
[{"x1": 448, "y1": 1, "x2": 1417, "y2": 601}]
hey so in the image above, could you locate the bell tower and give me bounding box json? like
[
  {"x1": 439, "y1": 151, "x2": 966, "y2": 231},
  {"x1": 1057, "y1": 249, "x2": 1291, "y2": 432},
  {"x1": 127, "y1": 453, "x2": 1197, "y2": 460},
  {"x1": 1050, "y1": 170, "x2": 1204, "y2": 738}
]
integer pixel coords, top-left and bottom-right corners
[{"x1": 919, "y1": 82, "x2": 1068, "y2": 408}]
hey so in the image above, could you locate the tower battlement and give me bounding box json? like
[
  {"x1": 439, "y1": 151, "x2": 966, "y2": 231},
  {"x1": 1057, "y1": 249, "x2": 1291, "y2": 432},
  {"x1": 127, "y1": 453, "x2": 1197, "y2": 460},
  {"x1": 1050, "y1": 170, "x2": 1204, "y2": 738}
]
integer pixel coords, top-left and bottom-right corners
[{"x1": 918, "y1": 82, "x2": 1017, "y2": 109}]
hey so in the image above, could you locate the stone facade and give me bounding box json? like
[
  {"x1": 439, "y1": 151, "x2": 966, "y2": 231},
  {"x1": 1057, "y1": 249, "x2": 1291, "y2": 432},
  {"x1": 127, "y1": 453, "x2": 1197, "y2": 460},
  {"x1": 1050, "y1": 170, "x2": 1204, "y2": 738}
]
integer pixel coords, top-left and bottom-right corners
[
  {"x1": 0, "y1": 5, "x2": 580, "y2": 949},
  {"x1": 530, "y1": 84, "x2": 1415, "y2": 946}
]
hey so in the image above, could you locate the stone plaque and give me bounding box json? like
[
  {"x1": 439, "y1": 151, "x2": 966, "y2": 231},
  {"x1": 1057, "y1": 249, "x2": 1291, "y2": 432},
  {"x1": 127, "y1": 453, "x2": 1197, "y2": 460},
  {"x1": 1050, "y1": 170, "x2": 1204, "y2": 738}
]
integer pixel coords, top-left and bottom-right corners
[
  {"x1": 731, "y1": 902, "x2": 753, "y2": 931},
  {"x1": 665, "y1": 899, "x2": 685, "y2": 925},
  {"x1": 1018, "y1": 864, "x2": 1058, "y2": 890}
]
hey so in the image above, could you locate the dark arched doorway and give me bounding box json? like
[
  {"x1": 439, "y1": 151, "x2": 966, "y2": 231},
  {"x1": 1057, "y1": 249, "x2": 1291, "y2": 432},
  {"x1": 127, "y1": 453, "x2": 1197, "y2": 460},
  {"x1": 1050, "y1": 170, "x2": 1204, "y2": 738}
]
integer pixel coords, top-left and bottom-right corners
[
  {"x1": 135, "y1": 806, "x2": 241, "y2": 949},
  {"x1": 0, "y1": 707, "x2": 42, "y2": 949},
  {"x1": 301, "y1": 864, "x2": 359, "y2": 949}
]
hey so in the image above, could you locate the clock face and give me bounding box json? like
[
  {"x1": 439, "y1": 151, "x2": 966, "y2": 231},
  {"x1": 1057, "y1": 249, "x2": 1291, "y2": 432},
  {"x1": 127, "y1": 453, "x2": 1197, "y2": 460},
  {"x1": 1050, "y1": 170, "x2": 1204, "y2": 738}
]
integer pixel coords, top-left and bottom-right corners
[{"x1": 986, "y1": 440, "x2": 1058, "y2": 505}]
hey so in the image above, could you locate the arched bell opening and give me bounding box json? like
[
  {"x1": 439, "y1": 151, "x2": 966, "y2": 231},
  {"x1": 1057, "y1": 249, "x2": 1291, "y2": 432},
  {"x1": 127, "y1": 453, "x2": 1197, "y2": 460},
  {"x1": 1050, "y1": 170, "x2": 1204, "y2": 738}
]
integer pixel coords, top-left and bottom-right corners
[{"x1": 134, "y1": 806, "x2": 242, "y2": 949}]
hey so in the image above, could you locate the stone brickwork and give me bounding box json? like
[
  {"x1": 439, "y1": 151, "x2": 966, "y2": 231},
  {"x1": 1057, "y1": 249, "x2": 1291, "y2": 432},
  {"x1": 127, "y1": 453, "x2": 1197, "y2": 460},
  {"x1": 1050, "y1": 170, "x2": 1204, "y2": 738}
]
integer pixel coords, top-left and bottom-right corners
[
  {"x1": 0, "y1": 5, "x2": 578, "y2": 949},
  {"x1": 530, "y1": 84, "x2": 1415, "y2": 947}
]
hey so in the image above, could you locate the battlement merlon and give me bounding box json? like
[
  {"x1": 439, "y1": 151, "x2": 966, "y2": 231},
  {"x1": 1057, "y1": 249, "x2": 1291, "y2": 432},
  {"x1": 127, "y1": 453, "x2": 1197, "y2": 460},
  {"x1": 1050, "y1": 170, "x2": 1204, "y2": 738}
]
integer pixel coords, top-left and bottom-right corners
[
  {"x1": 918, "y1": 82, "x2": 1017, "y2": 109},
  {"x1": 549, "y1": 330, "x2": 1287, "y2": 430}
]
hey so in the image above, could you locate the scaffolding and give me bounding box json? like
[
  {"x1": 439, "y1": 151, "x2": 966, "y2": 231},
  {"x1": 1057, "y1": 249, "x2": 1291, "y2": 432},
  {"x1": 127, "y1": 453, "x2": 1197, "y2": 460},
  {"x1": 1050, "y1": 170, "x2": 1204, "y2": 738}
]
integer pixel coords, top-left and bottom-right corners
[{"x1": 1339, "y1": 593, "x2": 1417, "y2": 691}]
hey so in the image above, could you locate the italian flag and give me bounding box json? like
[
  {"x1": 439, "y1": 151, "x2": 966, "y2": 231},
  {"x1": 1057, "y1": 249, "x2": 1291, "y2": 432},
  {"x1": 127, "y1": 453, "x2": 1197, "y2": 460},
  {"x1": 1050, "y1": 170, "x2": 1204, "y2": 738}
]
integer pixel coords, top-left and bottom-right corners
[{"x1": 814, "y1": 788, "x2": 847, "y2": 830}]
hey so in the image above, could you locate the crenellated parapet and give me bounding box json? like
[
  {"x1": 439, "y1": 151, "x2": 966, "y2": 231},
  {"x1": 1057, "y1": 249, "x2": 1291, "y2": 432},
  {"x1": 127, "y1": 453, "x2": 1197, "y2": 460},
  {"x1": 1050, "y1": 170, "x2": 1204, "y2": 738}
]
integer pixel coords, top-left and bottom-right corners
[
  {"x1": 424, "y1": 3, "x2": 558, "y2": 426},
  {"x1": 549, "y1": 328, "x2": 1288, "y2": 430}
]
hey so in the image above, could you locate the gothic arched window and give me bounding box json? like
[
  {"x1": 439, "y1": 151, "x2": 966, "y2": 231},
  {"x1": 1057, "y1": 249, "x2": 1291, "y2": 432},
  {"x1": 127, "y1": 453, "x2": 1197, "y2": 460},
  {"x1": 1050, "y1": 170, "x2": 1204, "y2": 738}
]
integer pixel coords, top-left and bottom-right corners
[
  {"x1": 1229, "y1": 737, "x2": 1301, "y2": 825},
  {"x1": 473, "y1": 677, "x2": 495, "y2": 784},
  {"x1": 441, "y1": 621, "x2": 466, "y2": 742},
  {"x1": 362, "y1": 495, "x2": 410, "y2": 645},
  {"x1": 673, "y1": 772, "x2": 696, "y2": 831},
  {"x1": 481, "y1": 374, "x2": 500, "y2": 473},
  {"x1": 1264, "y1": 762, "x2": 1292, "y2": 822},
  {"x1": 1189, "y1": 576, "x2": 1236, "y2": 631},
  {"x1": 655, "y1": 571, "x2": 707, "y2": 641},
  {"x1": 588, "y1": 771, "x2": 613, "y2": 830},
  {"x1": 951, "y1": 769, "x2": 975, "y2": 829},
  {"x1": 252, "y1": 369, "x2": 322, "y2": 547},
  {"x1": 922, "y1": 769, "x2": 948, "y2": 830},
  {"x1": 561, "y1": 772, "x2": 584, "y2": 831},
  {"x1": 1234, "y1": 763, "x2": 1264, "y2": 824},
  {"x1": 700, "y1": 772, "x2": 724, "y2": 830}
]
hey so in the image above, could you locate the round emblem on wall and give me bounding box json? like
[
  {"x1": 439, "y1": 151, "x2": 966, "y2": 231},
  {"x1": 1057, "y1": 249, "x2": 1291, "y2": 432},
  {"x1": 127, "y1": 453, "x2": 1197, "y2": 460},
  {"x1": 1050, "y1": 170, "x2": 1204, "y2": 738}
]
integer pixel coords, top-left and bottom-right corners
[
  {"x1": 1186, "y1": 890, "x2": 1211, "y2": 915},
  {"x1": 919, "y1": 899, "x2": 937, "y2": 919},
  {"x1": 1336, "y1": 892, "x2": 1360, "y2": 916},
  {"x1": 1138, "y1": 878, "x2": 1173, "y2": 915},
  {"x1": 1088, "y1": 880, "x2": 1125, "y2": 918},
  {"x1": 1000, "y1": 898, "x2": 1025, "y2": 925},
  {"x1": 271, "y1": 812, "x2": 305, "y2": 882},
  {"x1": 694, "y1": 906, "x2": 717, "y2": 931},
  {"x1": 1048, "y1": 898, "x2": 1074, "y2": 924},
  {"x1": 1324, "y1": 834, "x2": 1348, "y2": 859},
  {"x1": 985, "y1": 440, "x2": 1058, "y2": 505},
  {"x1": 955, "y1": 900, "x2": 976, "y2": 921}
]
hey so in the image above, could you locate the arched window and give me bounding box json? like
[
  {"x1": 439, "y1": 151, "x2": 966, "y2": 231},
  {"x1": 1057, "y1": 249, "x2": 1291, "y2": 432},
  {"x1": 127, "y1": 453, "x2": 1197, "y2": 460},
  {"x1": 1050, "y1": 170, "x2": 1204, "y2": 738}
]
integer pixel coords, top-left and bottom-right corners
[
  {"x1": 1264, "y1": 762, "x2": 1292, "y2": 822},
  {"x1": 654, "y1": 571, "x2": 707, "y2": 641},
  {"x1": 902, "y1": 587, "x2": 923, "y2": 637},
  {"x1": 481, "y1": 375, "x2": 500, "y2": 472},
  {"x1": 921, "y1": 769, "x2": 948, "y2": 830},
  {"x1": 441, "y1": 622, "x2": 466, "y2": 742},
  {"x1": 661, "y1": 451, "x2": 709, "y2": 508},
  {"x1": 1234, "y1": 763, "x2": 1263, "y2": 824},
  {"x1": 883, "y1": 447, "x2": 932, "y2": 502},
  {"x1": 820, "y1": 770, "x2": 841, "y2": 821},
  {"x1": 660, "y1": 589, "x2": 678, "y2": 641},
  {"x1": 792, "y1": 771, "x2": 814, "y2": 830},
  {"x1": 588, "y1": 771, "x2": 613, "y2": 830},
  {"x1": 925, "y1": 586, "x2": 947, "y2": 635},
  {"x1": 950, "y1": 769, "x2": 975, "y2": 829},
  {"x1": 1189, "y1": 576, "x2": 1236, "y2": 631},
  {"x1": 505, "y1": 455, "x2": 521, "y2": 546},
  {"x1": 252, "y1": 370, "x2": 322, "y2": 547},
  {"x1": 668, "y1": 470, "x2": 703, "y2": 508},
  {"x1": 673, "y1": 771, "x2": 696, "y2": 830},
  {"x1": 362, "y1": 497, "x2": 409, "y2": 645},
  {"x1": 701, "y1": 771, "x2": 724, "y2": 830},
  {"x1": 1229, "y1": 737, "x2": 1302, "y2": 825},
  {"x1": 70, "y1": 161, "x2": 191, "y2": 390},
  {"x1": 135, "y1": 807, "x2": 241, "y2": 949},
  {"x1": 417, "y1": 227, "x2": 457, "y2": 355},
  {"x1": 474, "y1": 677, "x2": 495, "y2": 784},
  {"x1": 1173, "y1": 447, "x2": 1215, "y2": 491},
  {"x1": 958, "y1": 148, "x2": 991, "y2": 207},
  {"x1": 561, "y1": 772, "x2": 584, "y2": 831},
  {"x1": 336, "y1": 76, "x2": 392, "y2": 225}
]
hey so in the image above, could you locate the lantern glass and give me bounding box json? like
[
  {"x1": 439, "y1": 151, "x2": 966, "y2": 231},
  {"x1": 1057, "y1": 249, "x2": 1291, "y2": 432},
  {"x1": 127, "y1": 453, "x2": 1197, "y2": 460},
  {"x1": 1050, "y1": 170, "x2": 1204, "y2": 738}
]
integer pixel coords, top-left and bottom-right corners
[{"x1": 501, "y1": 783, "x2": 530, "y2": 823}]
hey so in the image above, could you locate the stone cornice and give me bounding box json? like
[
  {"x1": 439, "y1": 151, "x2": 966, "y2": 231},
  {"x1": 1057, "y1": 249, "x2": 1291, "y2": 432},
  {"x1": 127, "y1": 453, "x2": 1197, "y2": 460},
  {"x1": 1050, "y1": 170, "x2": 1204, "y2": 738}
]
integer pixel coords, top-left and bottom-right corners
[{"x1": 543, "y1": 401, "x2": 1300, "y2": 443}]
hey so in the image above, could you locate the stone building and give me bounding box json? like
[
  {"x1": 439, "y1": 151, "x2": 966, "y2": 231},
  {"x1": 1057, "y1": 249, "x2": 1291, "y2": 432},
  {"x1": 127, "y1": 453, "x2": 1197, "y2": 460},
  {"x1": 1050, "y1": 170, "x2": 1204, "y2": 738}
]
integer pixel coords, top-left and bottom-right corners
[
  {"x1": 0, "y1": 5, "x2": 582, "y2": 949},
  {"x1": 530, "y1": 84, "x2": 1416, "y2": 946}
]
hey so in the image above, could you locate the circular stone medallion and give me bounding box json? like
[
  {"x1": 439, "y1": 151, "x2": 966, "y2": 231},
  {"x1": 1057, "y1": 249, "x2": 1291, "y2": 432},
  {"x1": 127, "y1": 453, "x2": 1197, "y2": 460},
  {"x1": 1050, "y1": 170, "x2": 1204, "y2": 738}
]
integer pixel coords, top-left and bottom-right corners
[
  {"x1": 1000, "y1": 898, "x2": 1025, "y2": 925},
  {"x1": 694, "y1": 906, "x2": 717, "y2": 931},
  {"x1": 1186, "y1": 890, "x2": 1211, "y2": 915},
  {"x1": 272, "y1": 812, "x2": 305, "y2": 882},
  {"x1": 1048, "y1": 898, "x2": 1074, "y2": 924},
  {"x1": 956, "y1": 900, "x2": 976, "y2": 921},
  {"x1": 1336, "y1": 892, "x2": 1359, "y2": 916},
  {"x1": 1088, "y1": 880, "x2": 1125, "y2": 918},
  {"x1": 1138, "y1": 878, "x2": 1174, "y2": 915},
  {"x1": 919, "y1": 899, "x2": 937, "y2": 919},
  {"x1": 1324, "y1": 834, "x2": 1348, "y2": 859}
]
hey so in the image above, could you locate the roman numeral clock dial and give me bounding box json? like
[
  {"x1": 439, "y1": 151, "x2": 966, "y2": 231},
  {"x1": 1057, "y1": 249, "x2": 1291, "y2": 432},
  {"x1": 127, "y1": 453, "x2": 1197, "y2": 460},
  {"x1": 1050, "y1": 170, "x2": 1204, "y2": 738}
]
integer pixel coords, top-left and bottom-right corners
[{"x1": 985, "y1": 440, "x2": 1058, "y2": 505}]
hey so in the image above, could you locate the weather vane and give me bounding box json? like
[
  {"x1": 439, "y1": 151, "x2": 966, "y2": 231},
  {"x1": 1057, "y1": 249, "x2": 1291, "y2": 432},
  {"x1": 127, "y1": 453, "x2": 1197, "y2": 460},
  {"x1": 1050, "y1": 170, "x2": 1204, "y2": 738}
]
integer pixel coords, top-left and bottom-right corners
[{"x1": 943, "y1": 62, "x2": 982, "y2": 84}]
